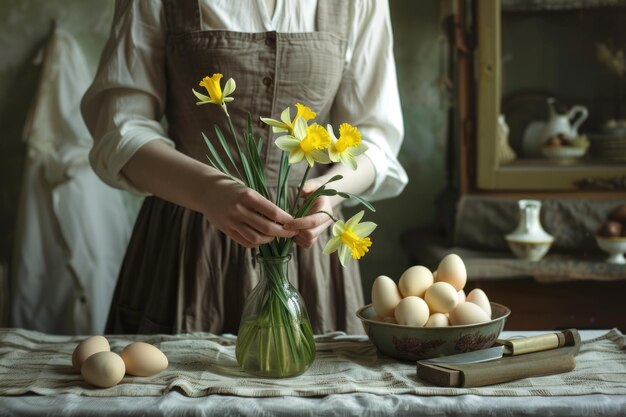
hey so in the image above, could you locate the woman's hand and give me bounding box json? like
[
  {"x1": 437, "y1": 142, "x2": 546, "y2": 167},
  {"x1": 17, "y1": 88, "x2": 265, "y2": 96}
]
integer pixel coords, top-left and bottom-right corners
[
  {"x1": 203, "y1": 176, "x2": 297, "y2": 248},
  {"x1": 284, "y1": 180, "x2": 334, "y2": 248}
]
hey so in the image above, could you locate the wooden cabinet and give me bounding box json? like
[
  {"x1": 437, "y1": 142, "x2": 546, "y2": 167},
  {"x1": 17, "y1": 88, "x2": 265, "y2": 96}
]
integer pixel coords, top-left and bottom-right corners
[{"x1": 471, "y1": 1, "x2": 626, "y2": 193}]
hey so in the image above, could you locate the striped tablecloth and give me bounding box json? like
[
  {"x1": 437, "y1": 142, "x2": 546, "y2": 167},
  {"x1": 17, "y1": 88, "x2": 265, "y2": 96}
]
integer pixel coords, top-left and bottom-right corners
[{"x1": 1, "y1": 328, "x2": 625, "y2": 397}]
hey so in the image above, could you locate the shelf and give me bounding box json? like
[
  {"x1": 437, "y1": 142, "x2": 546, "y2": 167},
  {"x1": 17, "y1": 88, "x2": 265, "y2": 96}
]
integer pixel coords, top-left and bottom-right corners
[{"x1": 401, "y1": 229, "x2": 626, "y2": 283}]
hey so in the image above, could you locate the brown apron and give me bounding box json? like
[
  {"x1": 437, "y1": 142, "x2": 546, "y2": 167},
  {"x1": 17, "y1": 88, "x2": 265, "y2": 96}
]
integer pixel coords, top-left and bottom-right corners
[{"x1": 105, "y1": 0, "x2": 365, "y2": 335}]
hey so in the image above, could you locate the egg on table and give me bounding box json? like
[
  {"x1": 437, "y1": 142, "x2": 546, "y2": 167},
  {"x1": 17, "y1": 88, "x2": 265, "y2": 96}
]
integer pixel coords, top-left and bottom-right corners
[
  {"x1": 372, "y1": 275, "x2": 402, "y2": 318},
  {"x1": 72, "y1": 335, "x2": 110, "y2": 371},
  {"x1": 81, "y1": 351, "x2": 126, "y2": 388},
  {"x1": 120, "y1": 342, "x2": 168, "y2": 377}
]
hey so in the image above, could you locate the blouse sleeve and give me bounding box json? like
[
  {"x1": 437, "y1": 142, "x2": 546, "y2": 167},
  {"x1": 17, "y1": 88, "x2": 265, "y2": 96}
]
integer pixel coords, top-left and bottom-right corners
[
  {"x1": 331, "y1": 0, "x2": 408, "y2": 202},
  {"x1": 81, "y1": 0, "x2": 173, "y2": 195}
]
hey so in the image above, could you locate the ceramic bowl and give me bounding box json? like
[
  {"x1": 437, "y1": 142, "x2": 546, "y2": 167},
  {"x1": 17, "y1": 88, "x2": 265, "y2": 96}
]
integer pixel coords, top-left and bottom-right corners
[
  {"x1": 505, "y1": 238, "x2": 552, "y2": 262},
  {"x1": 540, "y1": 145, "x2": 587, "y2": 160},
  {"x1": 596, "y1": 236, "x2": 626, "y2": 264},
  {"x1": 356, "y1": 302, "x2": 511, "y2": 362}
]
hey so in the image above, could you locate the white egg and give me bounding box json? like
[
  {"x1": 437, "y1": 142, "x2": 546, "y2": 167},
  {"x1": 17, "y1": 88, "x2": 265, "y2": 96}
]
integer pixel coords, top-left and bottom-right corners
[
  {"x1": 449, "y1": 302, "x2": 491, "y2": 325},
  {"x1": 81, "y1": 351, "x2": 125, "y2": 388},
  {"x1": 371, "y1": 275, "x2": 402, "y2": 318},
  {"x1": 72, "y1": 336, "x2": 110, "y2": 371},
  {"x1": 466, "y1": 288, "x2": 492, "y2": 318},
  {"x1": 398, "y1": 265, "x2": 433, "y2": 298},
  {"x1": 382, "y1": 316, "x2": 398, "y2": 324},
  {"x1": 425, "y1": 313, "x2": 450, "y2": 327},
  {"x1": 436, "y1": 254, "x2": 467, "y2": 291},
  {"x1": 458, "y1": 289, "x2": 466, "y2": 303},
  {"x1": 424, "y1": 281, "x2": 459, "y2": 314},
  {"x1": 120, "y1": 342, "x2": 168, "y2": 377},
  {"x1": 394, "y1": 296, "x2": 430, "y2": 327}
]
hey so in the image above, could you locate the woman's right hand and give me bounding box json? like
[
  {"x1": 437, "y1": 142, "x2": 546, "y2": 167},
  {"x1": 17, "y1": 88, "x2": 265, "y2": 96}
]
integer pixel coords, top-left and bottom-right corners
[{"x1": 202, "y1": 176, "x2": 297, "y2": 248}]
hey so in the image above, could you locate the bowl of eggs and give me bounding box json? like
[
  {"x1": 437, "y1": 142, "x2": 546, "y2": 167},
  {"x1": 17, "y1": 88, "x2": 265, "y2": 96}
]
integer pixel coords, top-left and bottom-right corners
[{"x1": 356, "y1": 254, "x2": 510, "y2": 362}]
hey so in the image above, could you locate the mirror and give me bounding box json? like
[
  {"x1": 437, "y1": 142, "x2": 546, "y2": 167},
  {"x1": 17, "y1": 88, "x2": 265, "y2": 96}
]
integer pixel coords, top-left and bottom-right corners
[{"x1": 476, "y1": 1, "x2": 626, "y2": 191}]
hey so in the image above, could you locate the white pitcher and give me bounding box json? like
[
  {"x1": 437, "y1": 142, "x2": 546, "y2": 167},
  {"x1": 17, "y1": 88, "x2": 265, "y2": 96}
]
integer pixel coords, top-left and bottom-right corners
[
  {"x1": 540, "y1": 97, "x2": 588, "y2": 143},
  {"x1": 505, "y1": 199, "x2": 554, "y2": 262}
]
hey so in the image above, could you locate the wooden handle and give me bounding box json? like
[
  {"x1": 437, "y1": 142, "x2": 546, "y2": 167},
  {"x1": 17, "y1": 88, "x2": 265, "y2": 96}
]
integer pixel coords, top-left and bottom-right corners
[
  {"x1": 498, "y1": 329, "x2": 579, "y2": 356},
  {"x1": 417, "y1": 346, "x2": 577, "y2": 387}
]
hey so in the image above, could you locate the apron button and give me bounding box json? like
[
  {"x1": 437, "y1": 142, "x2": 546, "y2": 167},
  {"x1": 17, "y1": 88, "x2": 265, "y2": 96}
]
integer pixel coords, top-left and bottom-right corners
[{"x1": 262, "y1": 76, "x2": 272, "y2": 86}]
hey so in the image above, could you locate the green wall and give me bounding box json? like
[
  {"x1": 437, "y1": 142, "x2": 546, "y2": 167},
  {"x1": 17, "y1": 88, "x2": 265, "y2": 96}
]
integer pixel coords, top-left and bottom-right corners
[{"x1": 0, "y1": 0, "x2": 447, "y2": 305}]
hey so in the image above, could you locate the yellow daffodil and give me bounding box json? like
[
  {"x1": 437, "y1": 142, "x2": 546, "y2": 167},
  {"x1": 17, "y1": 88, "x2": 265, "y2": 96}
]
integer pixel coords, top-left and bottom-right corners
[
  {"x1": 192, "y1": 73, "x2": 236, "y2": 115},
  {"x1": 323, "y1": 211, "x2": 376, "y2": 266},
  {"x1": 275, "y1": 117, "x2": 331, "y2": 166},
  {"x1": 260, "y1": 103, "x2": 316, "y2": 135},
  {"x1": 327, "y1": 123, "x2": 368, "y2": 170}
]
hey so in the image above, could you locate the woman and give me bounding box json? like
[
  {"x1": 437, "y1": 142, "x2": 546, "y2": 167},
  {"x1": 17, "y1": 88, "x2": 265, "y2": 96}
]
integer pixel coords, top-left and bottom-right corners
[{"x1": 81, "y1": 0, "x2": 407, "y2": 335}]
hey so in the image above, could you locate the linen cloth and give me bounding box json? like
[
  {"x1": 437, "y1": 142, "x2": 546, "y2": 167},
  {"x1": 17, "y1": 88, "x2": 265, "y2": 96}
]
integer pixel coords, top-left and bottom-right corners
[
  {"x1": 1, "y1": 328, "x2": 625, "y2": 397},
  {"x1": 10, "y1": 28, "x2": 132, "y2": 335}
]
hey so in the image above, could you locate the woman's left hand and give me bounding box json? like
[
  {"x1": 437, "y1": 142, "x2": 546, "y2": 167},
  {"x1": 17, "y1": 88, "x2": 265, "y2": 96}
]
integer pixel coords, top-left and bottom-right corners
[{"x1": 284, "y1": 180, "x2": 334, "y2": 248}]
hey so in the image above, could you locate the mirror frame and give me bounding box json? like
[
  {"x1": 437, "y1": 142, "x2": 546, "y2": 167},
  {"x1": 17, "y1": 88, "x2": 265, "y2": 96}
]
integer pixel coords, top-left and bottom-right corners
[{"x1": 475, "y1": 1, "x2": 626, "y2": 192}]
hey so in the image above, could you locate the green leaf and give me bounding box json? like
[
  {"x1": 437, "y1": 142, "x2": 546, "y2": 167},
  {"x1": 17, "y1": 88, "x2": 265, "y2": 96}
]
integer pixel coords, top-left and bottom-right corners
[
  {"x1": 257, "y1": 136, "x2": 264, "y2": 155},
  {"x1": 202, "y1": 132, "x2": 232, "y2": 177},
  {"x1": 239, "y1": 151, "x2": 255, "y2": 188},
  {"x1": 214, "y1": 125, "x2": 242, "y2": 180},
  {"x1": 276, "y1": 152, "x2": 290, "y2": 211},
  {"x1": 244, "y1": 114, "x2": 270, "y2": 198},
  {"x1": 339, "y1": 192, "x2": 376, "y2": 212},
  {"x1": 324, "y1": 175, "x2": 343, "y2": 184}
]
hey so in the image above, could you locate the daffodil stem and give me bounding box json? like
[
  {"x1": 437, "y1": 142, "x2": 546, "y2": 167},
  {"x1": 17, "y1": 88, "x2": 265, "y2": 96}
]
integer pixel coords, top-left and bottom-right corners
[{"x1": 290, "y1": 165, "x2": 311, "y2": 216}]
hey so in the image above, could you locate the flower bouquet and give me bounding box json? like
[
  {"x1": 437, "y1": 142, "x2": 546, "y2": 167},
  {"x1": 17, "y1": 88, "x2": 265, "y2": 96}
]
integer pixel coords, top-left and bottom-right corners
[{"x1": 192, "y1": 73, "x2": 377, "y2": 377}]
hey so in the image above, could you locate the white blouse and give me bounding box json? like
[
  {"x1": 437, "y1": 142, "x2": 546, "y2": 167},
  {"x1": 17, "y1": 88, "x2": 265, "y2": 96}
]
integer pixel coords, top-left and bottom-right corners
[{"x1": 81, "y1": 0, "x2": 408, "y2": 201}]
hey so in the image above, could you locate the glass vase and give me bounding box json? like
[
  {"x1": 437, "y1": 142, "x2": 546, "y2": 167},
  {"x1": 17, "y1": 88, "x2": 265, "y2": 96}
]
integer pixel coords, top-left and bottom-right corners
[{"x1": 236, "y1": 255, "x2": 315, "y2": 377}]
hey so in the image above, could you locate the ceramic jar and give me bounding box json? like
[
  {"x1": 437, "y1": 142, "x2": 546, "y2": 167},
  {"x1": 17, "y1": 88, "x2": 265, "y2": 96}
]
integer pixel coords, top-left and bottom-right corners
[{"x1": 505, "y1": 199, "x2": 554, "y2": 262}]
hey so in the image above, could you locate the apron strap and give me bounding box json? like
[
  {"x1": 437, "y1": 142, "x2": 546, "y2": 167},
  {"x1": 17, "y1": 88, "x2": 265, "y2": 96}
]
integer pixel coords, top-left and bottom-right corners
[
  {"x1": 316, "y1": 0, "x2": 349, "y2": 42},
  {"x1": 163, "y1": 0, "x2": 202, "y2": 36}
]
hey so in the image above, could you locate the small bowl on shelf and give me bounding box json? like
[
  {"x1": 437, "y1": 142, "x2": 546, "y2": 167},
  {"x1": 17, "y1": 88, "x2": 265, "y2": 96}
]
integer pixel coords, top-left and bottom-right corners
[
  {"x1": 596, "y1": 235, "x2": 626, "y2": 264},
  {"x1": 356, "y1": 303, "x2": 511, "y2": 362},
  {"x1": 540, "y1": 145, "x2": 587, "y2": 161}
]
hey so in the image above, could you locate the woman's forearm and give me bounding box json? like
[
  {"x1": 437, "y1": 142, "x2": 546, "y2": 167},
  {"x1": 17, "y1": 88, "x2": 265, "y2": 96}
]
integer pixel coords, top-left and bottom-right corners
[{"x1": 120, "y1": 140, "x2": 221, "y2": 215}]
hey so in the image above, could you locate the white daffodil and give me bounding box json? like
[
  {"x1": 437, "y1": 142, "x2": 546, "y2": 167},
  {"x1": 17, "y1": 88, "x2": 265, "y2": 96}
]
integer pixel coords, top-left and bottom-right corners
[
  {"x1": 323, "y1": 211, "x2": 376, "y2": 266},
  {"x1": 327, "y1": 123, "x2": 368, "y2": 170},
  {"x1": 192, "y1": 73, "x2": 235, "y2": 115},
  {"x1": 275, "y1": 117, "x2": 331, "y2": 166},
  {"x1": 260, "y1": 103, "x2": 316, "y2": 135}
]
